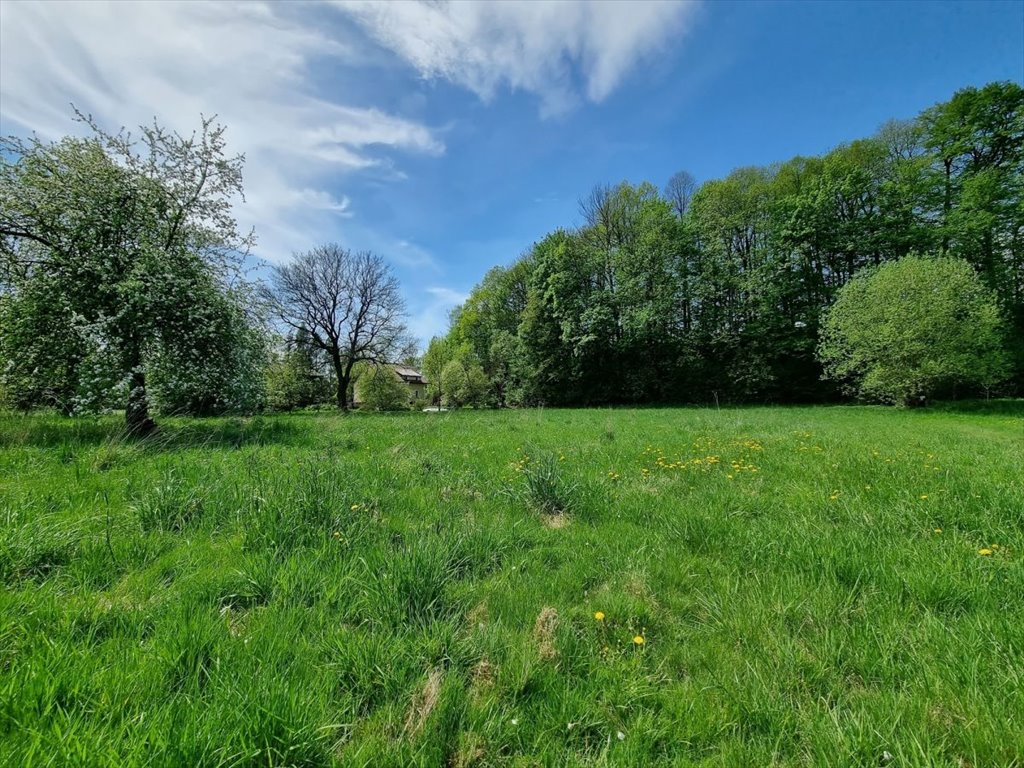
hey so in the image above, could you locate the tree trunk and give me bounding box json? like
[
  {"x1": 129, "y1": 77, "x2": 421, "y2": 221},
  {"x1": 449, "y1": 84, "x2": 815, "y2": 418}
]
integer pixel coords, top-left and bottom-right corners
[
  {"x1": 339, "y1": 370, "x2": 352, "y2": 411},
  {"x1": 125, "y1": 368, "x2": 156, "y2": 435},
  {"x1": 336, "y1": 374, "x2": 349, "y2": 410},
  {"x1": 327, "y1": 351, "x2": 347, "y2": 410},
  {"x1": 331, "y1": 355, "x2": 358, "y2": 411}
]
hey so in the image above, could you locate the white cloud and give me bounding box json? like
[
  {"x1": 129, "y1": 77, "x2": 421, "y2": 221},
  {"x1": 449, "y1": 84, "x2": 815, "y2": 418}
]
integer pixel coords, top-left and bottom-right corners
[
  {"x1": 0, "y1": 0, "x2": 442, "y2": 263},
  {"x1": 425, "y1": 286, "x2": 469, "y2": 305},
  {"x1": 333, "y1": 0, "x2": 700, "y2": 115}
]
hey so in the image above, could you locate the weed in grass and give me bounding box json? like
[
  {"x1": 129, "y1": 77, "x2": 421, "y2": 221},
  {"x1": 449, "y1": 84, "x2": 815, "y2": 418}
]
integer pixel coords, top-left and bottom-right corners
[
  {"x1": 517, "y1": 449, "x2": 577, "y2": 519},
  {"x1": 132, "y1": 469, "x2": 205, "y2": 532}
]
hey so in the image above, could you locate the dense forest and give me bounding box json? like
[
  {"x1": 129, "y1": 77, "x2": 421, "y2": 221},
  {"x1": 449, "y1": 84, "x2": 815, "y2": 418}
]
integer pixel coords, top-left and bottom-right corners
[{"x1": 432, "y1": 82, "x2": 1024, "y2": 406}]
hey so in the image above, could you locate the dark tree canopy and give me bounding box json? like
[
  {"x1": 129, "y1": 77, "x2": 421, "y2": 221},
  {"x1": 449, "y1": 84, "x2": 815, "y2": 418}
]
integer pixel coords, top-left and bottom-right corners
[{"x1": 439, "y1": 82, "x2": 1023, "y2": 408}]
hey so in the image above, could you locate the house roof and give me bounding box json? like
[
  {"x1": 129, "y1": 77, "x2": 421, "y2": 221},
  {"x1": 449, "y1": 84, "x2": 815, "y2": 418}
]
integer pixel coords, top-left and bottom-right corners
[{"x1": 392, "y1": 365, "x2": 425, "y2": 383}]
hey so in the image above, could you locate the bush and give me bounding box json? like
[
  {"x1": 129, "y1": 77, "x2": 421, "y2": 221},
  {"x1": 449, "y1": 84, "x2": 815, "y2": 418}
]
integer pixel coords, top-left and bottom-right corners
[
  {"x1": 355, "y1": 364, "x2": 408, "y2": 411},
  {"x1": 818, "y1": 255, "x2": 1010, "y2": 405},
  {"x1": 440, "y1": 359, "x2": 488, "y2": 408},
  {"x1": 519, "y1": 450, "x2": 576, "y2": 516}
]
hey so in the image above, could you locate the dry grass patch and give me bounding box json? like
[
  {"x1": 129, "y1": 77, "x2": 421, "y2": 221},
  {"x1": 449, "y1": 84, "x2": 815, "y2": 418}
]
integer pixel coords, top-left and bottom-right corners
[
  {"x1": 541, "y1": 512, "x2": 570, "y2": 529},
  {"x1": 533, "y1": 606, "x2": 560, "y2": 660},
  {"x1": 403, "y1": 668, "x2": 444, "y2": 737},
  {"x1": 452, "y1": 732, "x2": 486, "y2": 768},
  {"x1": 466, "y1": 600, "x2": 488, "y2": 628},
  {"x1": 469, "y1": 658, "x2": 495, "y2": 702}
]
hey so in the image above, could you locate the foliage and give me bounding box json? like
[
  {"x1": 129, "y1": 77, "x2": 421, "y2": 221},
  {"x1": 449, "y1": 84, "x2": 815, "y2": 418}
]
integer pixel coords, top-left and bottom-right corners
[
  {"x1": 439, "y1": 355, "x2": 488, "y2": 408},
  {"x1": 818, "y1": 255, "x2": 1010, "y2": 404},
  {"x1": 146, "y1": 289, "x2": 268, "y2": 416},
  {"x1": 422, "y1": 335, "x2": 456, "y2": 406},
  {"x1": 2, "y1": 406, "x2": 1023, "y2": 764},
  {"x1": 0, "y1": 112, "x2": 256, "y2": 431},
  {"x1": 354, "y1": 363, "x2": 408, "y2": 411},
  {"x1": 437, "y1": 81, "x2": 1024, "y2": 406},
  {"x1": 265, "y1": 330, "x2": 332, "y2": 412}
]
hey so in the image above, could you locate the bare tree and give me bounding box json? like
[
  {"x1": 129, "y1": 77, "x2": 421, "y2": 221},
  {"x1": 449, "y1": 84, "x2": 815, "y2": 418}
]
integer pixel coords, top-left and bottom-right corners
[
  {"x1": 268, "y1": 245, "x2": 413, "y2": 409},
  {"x1": 664, "y1": 170, "x2": 696, "y2": 218}
]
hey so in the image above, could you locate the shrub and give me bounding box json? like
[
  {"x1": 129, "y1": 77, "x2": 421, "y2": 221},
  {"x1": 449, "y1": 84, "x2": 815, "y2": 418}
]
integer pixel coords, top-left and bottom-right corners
[
  {"x1": 818, "y1": 255, "x2": 1010, "y2": 405},
  {"x1": 354, "y1": 364, "x2": 408, "y2": 411}
]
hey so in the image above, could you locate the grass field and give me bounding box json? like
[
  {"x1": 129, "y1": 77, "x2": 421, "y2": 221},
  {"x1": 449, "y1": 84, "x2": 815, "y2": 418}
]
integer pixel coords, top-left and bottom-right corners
[{"x1": 1, "y1": 405, "x2": 1022, "y2": 767}]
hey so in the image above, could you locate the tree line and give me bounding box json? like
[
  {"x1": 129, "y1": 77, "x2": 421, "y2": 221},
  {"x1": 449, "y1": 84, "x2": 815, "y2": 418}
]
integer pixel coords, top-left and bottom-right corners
[
  {"x1": 1, "y1": 82, "x2": 1020, "y2": 429},
  {"x1": 432, "y1": 82, "x2": 1023, "y2": 407}
]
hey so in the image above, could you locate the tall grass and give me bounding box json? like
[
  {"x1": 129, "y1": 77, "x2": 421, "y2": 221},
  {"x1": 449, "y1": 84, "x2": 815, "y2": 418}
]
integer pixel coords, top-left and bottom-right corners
[{"x1": 0, "y1": 404, "x2": 1022, "y2": 765}]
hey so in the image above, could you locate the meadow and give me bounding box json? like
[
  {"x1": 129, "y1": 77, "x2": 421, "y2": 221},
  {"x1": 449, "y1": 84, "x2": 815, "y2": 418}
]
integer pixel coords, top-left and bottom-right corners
[{"x1": 1, "y1": 404, "x2": 1022, "y2": 767}]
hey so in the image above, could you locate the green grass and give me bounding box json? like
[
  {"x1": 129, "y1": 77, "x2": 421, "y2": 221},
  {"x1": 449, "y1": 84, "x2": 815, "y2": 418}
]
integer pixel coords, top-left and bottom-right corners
[{"x1": 1, "y1": 404, "x2": 1022, "y2": 767}]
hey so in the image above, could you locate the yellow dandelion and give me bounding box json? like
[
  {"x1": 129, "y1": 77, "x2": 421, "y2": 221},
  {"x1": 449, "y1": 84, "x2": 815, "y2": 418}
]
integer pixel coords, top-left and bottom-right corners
[
  {"x1": 919, "y1": 495, "x2": 928, "y2": 500},
  {"x1": 332, "y1": 531, "x2": 341, "y2": 538},
  {"x1": 933, "y1": 528, "x2": 942, "y2": 534},
  {"x1": 978, "y1": 548, "x2": 993, "y2": 556},
  {"x1": 633, "y1": 635, "x2": 645, "y2": 645},
  {"x1": 594, "y1": 611, "x2": 605, "y2": 621},
  {"x1": 351, "y1": 503, "x2": 360, "y2": 510}
]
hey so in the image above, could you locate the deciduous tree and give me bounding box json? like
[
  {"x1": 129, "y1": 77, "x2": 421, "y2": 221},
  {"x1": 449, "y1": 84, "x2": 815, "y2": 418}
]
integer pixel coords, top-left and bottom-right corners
[
  {"x1": 268, "y1": 245, "x2": 412, "y2": 410},
  {"x1": 0, "y1": 112, "x2": 256, "y2": 431},
  {"x1": 818, "y1": 255, "x2": 1009, "y2": 405}
]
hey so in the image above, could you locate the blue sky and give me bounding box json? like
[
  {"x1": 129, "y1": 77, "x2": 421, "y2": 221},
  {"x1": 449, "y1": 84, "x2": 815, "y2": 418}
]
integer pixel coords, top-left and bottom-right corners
[{"x1": 1, "y1": 0, "x2": 1022, "y2": 344}]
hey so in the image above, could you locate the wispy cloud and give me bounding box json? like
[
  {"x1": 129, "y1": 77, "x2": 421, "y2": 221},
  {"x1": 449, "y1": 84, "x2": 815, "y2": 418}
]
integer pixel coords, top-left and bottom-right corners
[
  {"x1": 0, "y1": 0, "x2": 442, "y2": 263},
  {"x1": 407, "y1": 286, "x2": 469, "y2": 347},
  {"x1": 333, "y1": 0, "x2": 700, "y2": 116},
  {"x1": 425, "y1": 286, "x2": 469, "y2": 305},
  {"x1": 0, "y1": 0, "x2": 700, "y2": 347}
]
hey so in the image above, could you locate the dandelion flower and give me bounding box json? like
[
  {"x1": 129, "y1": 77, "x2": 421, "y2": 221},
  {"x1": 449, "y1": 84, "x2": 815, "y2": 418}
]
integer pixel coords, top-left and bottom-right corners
[
  {"x1": 616, "y1": 731, "x2": 626, "y2": 741},
  {"x1": 933, "y1": 528, "x2": 942, "y2": 534},
  {"x1": 594, "y1": 611, "x2": 605, "y2": 621},
  {"x1": 633, "y1": 635, "x2": 645, "y2": 645},
  {"x1": 919, "y1": 495, "x2": 928, "y2": 500},
  {"x1": 978, "y1": 548, "x2": 993, "y2": 556},
  {"x1": 350, "y1": 504, "x2": 360, "y2": 510}
]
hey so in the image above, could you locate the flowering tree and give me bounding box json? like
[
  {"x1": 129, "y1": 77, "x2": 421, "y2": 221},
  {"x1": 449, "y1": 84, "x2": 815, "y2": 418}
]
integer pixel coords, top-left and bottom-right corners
[{"x1": 0, "y1": 112, "x2": 258, "y2": 431}]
